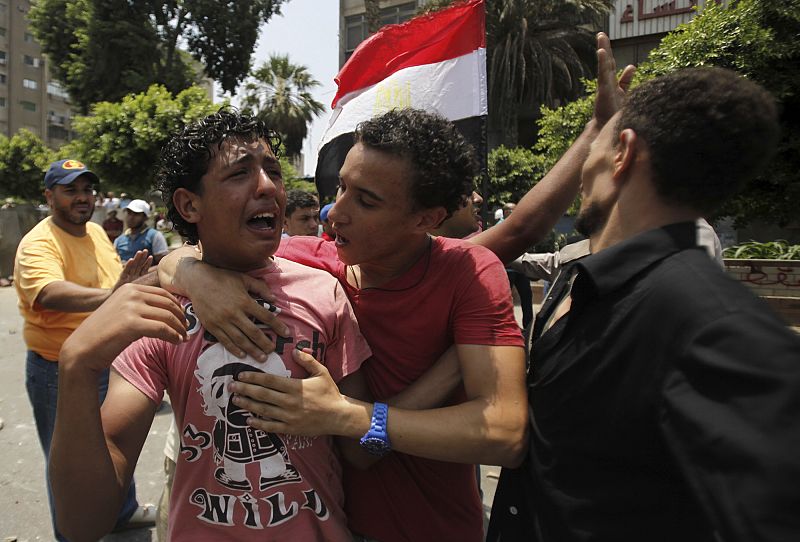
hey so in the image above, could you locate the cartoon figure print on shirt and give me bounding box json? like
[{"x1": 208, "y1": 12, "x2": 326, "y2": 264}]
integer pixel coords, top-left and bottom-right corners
[
  {"x1": 194, "y1": 343, "x2": 302, "y2": 492},
  {"x1": 180, "y1": 298, "x2": 330, "y2": 519}
]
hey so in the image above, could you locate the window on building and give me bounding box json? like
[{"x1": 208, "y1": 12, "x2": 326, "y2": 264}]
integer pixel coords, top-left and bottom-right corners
[
  {"x1": 0, "y1": 27, "x2": 6, "y2": 37},
  {"x1": 23, "y1": 78, "x2": 38, "y2": 90},
  {"x1": 21, "y1": 100, "x2": 36, "y2": 112},
  {"x1": 48, "y1": 110, "x2": 67, "y2": 125},
  {"x1": 0, "y1": 97, "x2": 6, "y2": 107},
  {"x1": 0, "y1": 74, "x2": 6, "y2": 84},
  {"x1": 24, "y1": 32, "x2": 34, "y2": 43},
  {"x1": 344, "y1": 2, "x2": 417, "y2": 61},
  {"x1": 48, "y1": 124, "x2": 70, "y2": 140},
  {"x1": 0, "y1": 51, "x2": 6, "y2": 65},
  {"x1": 379, "y1": 2, "x2": 417, "y2": 27},
  {"x1": 23, "y1": 55, "x2": 40, "y2": 67},
  {"x1": 47, "y1": 81, "x2": 70, "y2": 100}
]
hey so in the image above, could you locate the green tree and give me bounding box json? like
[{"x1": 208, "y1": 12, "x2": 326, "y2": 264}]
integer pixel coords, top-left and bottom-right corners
[
  {"x1": 240, "y1": 54, "x2": 325, "y2": 158},
  {"x1": 531, "y1": 0, "x2": 800, "y2": 226},
  {"x1": 30, "y1": 0, "x2": 286, "y2": 113},
  {"x1": 0, "y1": 130, "x2": 58, "y2": 201},
  {"x1": 487, "y1": 145, "x2": 545, "y2": 212},
  {"x1": 365, "y1": 0, "x2": 382, "y2": 34},
  {"x1": 63, "y1": 85, "x2": 221, "y2": 194},
  {"x1": 486, "y1": 0, "x2": 613, "y2": 146}
]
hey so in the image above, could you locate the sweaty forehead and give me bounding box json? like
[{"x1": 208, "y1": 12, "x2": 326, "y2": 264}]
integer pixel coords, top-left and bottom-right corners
[{"x1": 212, "y1": 137, "x2": 276, "y2": 165}]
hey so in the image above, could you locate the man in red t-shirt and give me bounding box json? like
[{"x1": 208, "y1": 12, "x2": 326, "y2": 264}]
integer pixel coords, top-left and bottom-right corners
[{"x1": 102, "y1": 209, "x2": 124, "y2": 242}]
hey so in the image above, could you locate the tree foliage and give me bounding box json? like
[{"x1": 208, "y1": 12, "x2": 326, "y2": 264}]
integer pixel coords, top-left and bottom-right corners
[
  {"x1": 29, "y1": 0, "x2": 286, "y2": 112},
  {"x1": 485, "y1": 0, "x2": 612, "y2": 145},
  {"x1": 0, "y1": 130, "x2": 58, "y2": 201},
  {"x1": 530, "y1": 0, "x2": 800, "y2": 226},
  {"x1": 62, "y1": 85, "x2": 221, "y2": 195},
  {"x1": 240, "y1": 54, "x2": 325, "y2": 157},
  {"x1": 487, "y1": 145, "x2": 545, "y2": 211}
]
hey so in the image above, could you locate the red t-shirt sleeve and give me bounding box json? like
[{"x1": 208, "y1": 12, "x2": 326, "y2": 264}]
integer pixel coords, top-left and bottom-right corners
[
  {"x1": 112, "y1": 337, "x2": 169, "y2": 406},
  {"x1": 451, "y1": 244, "x2": 524, "y2": 347},
  {"x1": 276, "y1": 236, "x2": 340, "y2": 275}
]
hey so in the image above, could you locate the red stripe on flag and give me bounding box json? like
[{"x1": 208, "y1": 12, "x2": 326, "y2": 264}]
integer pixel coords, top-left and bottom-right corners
[{"x1": 332, "y1": 0, "x2": 485, "y2": 108}]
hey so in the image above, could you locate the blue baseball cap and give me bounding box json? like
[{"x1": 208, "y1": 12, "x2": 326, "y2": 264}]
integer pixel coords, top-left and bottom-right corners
[
  {"x1": 44, "y1": 159, "x2": 99, "y2": 190},
  {"x1": 320, "y1": 203, "x2": 334, "y2": 222}
]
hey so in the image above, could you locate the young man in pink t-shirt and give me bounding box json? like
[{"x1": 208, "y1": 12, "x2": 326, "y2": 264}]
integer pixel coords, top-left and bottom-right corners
[{"x1": 48, "y1": 111, "x2": 371, "y2": 541}]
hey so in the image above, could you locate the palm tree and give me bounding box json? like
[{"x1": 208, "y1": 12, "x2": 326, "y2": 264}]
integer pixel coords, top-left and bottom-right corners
[
  {"x1": 240, "y1": 54, "x2": 325, "y2": 157},
  {"x1": 487, "y1": 0, "x2": 613, "y2": 146}
]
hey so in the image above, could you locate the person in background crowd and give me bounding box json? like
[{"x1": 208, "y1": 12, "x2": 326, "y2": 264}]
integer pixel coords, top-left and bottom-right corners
[
  {"x1": 283, "y1": 189, "x2": 320, "y2": 237},
  {"x1": 114, "y1": 199, "x2": 169, "y2": 264},
  {"x1": 320, "y1": 203, "x2": 336, "y2": 241},
  {"x1": 431, "y1": 191, "x2": 483, "y2": 239},
  {"x1": 102, "y1": 209, "x2": 124, "y2": 243},
  {"x1": 13, "y1": 159, "x2": 155, "y2": 541},
  {"x1": 501, "y1": 202, "x2": 534, "y2": 329},
  {"x1": 103, "y1": 191, "x2": 120, "y2": 210}
]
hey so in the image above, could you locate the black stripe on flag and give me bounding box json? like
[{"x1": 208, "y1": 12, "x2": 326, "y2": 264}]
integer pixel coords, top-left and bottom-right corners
[{"x1": 315, "y1": 115, "x2": 487, "y2": 200}]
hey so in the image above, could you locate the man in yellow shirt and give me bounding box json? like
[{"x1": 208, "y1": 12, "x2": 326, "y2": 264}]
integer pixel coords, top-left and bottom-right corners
[{"x1": 14, "y1": 159, "x2": 153, "y2": 540}]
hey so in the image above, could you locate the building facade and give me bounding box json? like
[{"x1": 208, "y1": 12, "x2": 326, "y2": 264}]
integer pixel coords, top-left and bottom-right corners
[
  {"x1": 606, "y1": 0, "x2": 727, "y2": 66},
  {"x1": 0, "y1": 0, "x2": 75, "y2": 148},
  {"x1": 338, "y1": 1, "x2": 728, "y2": 70},
  {"x1": 339, "y1": 0, "x2": 421, "y2": 67}
]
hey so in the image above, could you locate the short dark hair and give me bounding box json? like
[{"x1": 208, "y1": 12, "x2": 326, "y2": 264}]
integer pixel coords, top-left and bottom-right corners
[
  {"x1": 616, "y1": 67, "x2": 779, "y2": 215},
  {"x1": 285, "y1": 189, "x2": 319, "y2": 217},
  {"x1": 354, "y1": 108, "x2": 477, "y2": 218},
  {"x1": 156, "y1": 108, "x2": 281, "y2": 243}
]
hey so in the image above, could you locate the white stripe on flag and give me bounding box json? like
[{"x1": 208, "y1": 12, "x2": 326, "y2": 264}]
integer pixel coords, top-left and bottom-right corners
[{"x1": 319, "y1": 48, "x2": 487, "y2": 150}]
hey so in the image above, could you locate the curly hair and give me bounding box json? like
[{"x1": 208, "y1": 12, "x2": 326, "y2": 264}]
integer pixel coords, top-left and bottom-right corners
[
  {"x1": 156, "y1": 107, "x2": 282, "y2": 244},
  {"x1": 285, "y1": 189, "x2": 319, "y2": 217},
  {"x1": 354, "y1": 108, "x2": 477, "y2": 218},
  {"x1": 616, "y1": 67, "x2": 779, "y2": 215}
]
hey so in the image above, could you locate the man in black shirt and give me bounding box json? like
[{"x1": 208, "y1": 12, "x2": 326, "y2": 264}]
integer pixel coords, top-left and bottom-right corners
[{"x1": 488, "y1": 67, "x2": 800, "y2": 541}]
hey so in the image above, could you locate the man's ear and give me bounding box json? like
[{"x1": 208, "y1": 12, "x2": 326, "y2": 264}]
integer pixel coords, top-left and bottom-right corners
[
  {"x1": 613, "y1": 128, "x2": 638, "y2": 181},
  {"x1": 415, "y1": 206, "x2": 448, "y2": 232},
  {"x1": 44, "y1": 188, "x2": 53, "y2": 207},
  {"x1": 172, "y1": 188, "x2": 202, "y2": 224}
]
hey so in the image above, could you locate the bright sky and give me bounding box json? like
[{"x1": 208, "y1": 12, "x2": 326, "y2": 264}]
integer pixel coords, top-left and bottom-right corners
[{"x1": 232, "y1": 0, "x2": 341, "y2": 176}]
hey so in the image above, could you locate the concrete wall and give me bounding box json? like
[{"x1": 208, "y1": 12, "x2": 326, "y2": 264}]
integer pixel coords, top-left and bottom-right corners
[
  {"x1": 0, "y1": 204, "x2": 43, "y2": 277},
  {"x1": 725, "y1": 260, "x2": 800, "y2": 326}
]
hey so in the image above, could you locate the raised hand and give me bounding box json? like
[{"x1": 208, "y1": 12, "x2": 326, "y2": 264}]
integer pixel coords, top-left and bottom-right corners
[
  {"x1": 115, "y1": 250, "x2": 153, "y2": 289},
  {"x1": 60, "y1": 283, "x2": 187, "y2": 373},
  {"x1": 594, "y1": 32, "x2": 636, "y2": 126}
]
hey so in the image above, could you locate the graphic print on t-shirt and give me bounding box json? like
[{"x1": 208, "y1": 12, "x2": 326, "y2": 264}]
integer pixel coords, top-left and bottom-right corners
[
  {"x1": 174, "y1": 299, "x2": 337, "y2": 531},
  {"x1": 195, "y1": 343, "x2": 302, "y2": 492}
]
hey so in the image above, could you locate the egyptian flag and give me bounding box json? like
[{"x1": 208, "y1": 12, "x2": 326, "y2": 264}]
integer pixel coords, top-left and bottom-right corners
[{"x1": 315, "y1": 0, "x2": 487, "y2": 198}]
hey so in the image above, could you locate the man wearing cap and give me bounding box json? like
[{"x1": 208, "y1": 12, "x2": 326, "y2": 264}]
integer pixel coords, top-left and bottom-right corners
[
  {"x1": 114, "y1": 199, "x2": 169, "y2": 264},
  {"x1": 13, "y1": 159, "x2": 155, "y2": 539},
  {"x1": 320, "y1": 202, "x2": 335, "y2": 241}
]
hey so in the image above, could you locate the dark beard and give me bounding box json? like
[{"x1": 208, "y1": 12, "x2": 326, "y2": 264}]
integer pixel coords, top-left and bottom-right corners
[{"x1": 574, "y1": 202, "x2": 607, "y2": 238}]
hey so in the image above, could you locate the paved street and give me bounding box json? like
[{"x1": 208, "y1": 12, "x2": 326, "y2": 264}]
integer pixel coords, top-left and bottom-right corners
[{"x1": 0, "y1": 286, "x2": 169, "y2": 542}]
